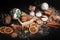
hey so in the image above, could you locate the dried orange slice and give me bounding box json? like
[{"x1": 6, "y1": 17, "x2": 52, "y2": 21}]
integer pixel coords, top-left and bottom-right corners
[
  {"x1": 29, "y1": 22, "x2": 38, "y2": 34},
  {"x1": 4, "y1": 27, "x2": 13, "y2": 34},
  {"x1": 0, "y1": 27, "x2": 5, "y2": 34},
  {"x1": 29, "y1": 26, "x2": 38, "y2": 34}
]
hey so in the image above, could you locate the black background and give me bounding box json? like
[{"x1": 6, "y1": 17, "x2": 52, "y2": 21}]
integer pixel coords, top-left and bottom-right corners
[{"x1": 0, "y1": 0, "x2": 60, "y2": 40}]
